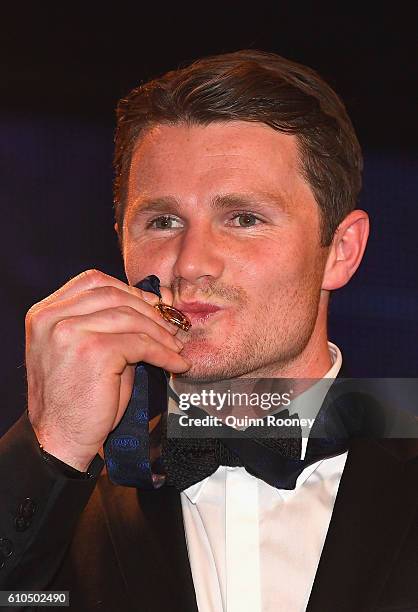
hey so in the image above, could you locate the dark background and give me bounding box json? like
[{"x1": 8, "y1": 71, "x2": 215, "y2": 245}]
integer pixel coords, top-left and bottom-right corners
[{"x1": 1, "y1": 3, "x2": 417, "y2": 435}]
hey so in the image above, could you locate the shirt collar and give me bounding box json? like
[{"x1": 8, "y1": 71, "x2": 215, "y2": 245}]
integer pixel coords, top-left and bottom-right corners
[{"x1": 288, "y1": 341, "x2": 342, "y2": 420}]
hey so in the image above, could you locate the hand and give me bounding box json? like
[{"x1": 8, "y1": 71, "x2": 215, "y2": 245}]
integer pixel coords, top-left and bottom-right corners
[{"x1": 25, "y1": 269, "x2": 191, "y2": 471}]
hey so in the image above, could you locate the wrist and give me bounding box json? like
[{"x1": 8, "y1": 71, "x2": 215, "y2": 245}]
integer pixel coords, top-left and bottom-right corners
[
  {"x1": 39, "y1": 444, "x2": 103, "y2": 479},
  {"x1": 39, "y1": 443, "x2": 104, "y2": 479},
  {"x1": 28, "y1": 413, "x2": 99, "y2": 472},
  {"x1": 38, "y1": 443, "x2": 95, "y2": 473}
]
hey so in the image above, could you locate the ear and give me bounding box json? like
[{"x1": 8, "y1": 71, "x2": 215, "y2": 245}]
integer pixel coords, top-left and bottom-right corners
[
  {"x1": 322, "y1": 210, "x2": 369, "y2": 290},
  {"x1": 114, "y1": 222, "x2": 119, "y2": 234}
]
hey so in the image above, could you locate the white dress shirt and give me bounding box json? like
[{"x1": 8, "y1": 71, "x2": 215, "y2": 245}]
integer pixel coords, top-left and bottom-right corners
[{"x1": 171, "y1": 342, "x2": 346, "y2": 612}]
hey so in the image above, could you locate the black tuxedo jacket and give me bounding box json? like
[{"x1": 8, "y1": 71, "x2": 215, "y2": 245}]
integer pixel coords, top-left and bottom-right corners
[{"x1": 0, "y1": 410, "x2": 417, "y2": 612}]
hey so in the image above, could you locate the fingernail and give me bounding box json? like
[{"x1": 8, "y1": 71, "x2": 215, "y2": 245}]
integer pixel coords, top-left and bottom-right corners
[{"x1": 174, "y1": 338, "x2": 184, "y2": 349}]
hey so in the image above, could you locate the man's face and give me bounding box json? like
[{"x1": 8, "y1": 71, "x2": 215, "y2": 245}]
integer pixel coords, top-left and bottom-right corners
[{"x1": 122, "y1": 121, "x2": 330, "y2": 380}]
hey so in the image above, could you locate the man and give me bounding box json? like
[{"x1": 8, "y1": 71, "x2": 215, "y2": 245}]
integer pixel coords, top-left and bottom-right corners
[{"x1": 0, "y1": 50, "x2": 417, "y2": 612}]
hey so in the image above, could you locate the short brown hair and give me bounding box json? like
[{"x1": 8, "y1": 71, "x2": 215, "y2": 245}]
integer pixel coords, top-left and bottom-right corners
[{"x1": 113, "y1": 49, "x2": 363, "y2": 246}]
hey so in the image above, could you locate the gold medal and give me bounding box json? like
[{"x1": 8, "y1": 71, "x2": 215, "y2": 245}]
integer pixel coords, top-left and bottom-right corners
[{"x1": 154, "y1": 299, "x2": 192, "y2": 331}]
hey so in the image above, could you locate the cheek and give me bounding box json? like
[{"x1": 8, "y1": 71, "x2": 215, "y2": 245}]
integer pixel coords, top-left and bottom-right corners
[
  {"x1": 123, "y1": 239, "x2": 172, "y2": 284},
  {"x1": 233, "y1": 235, "x2": 314, "y2": 295}
]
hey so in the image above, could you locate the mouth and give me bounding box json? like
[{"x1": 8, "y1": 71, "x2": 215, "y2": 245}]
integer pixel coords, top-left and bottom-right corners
[{"x1": 175, "y1": 301, "x2": 224, "y2": 325}]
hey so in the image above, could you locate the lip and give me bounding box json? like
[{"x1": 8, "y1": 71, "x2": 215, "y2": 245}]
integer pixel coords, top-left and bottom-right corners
[
  {"x1": 174, "y1": 301, "x2": 224, "y2": 324},
  {"x1": 175, "y1": 301, "x2": 223, "y2": 314}
]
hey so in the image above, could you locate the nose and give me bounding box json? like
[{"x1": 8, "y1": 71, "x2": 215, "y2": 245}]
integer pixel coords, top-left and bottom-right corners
[{"x1": 172, "y1": 221, "x2": 225, "y2": 285}]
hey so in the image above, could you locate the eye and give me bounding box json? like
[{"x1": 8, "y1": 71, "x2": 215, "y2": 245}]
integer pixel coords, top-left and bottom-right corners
[
  {"x1": 147, "y1": 215, "x2": 183, "y2": 230},
  {"x1": 229, "y1": 212, "x2": 262, "y2": 227}
]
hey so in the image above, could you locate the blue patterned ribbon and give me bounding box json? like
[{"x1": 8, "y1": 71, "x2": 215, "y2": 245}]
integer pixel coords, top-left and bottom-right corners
[{"x1": 103, "y1": 275, "x2": 169, "y2": 489}]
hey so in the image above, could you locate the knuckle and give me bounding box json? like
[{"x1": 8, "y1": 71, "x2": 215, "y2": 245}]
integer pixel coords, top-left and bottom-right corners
[
  {"x1": 25, "y1": 307, "x2": 35, "y2": 330},
  {"x1": 25, "y1": 305, "x2": 48, "y2": 333},
  {"x1": 80, "y1": 268, "x2": 107, "y2": 287},
  {"x1": 97, "y1": 285, "x2": 121, "y2": 304},
  {"x1": 74, "y1": 331, "x2": 105, "y2": 359},
  {"x1": 139, "y1": 289, "x2": 158, "y2": 304},
  {"x1": 52, "y1": 318, "x2": 75, "y2": 345},
  {"x1": 136, "y1": 332, "x2": 150, "y2": 344},
  {"x1": 116, "y1": 305, "x2": 136, "y2": 316}
]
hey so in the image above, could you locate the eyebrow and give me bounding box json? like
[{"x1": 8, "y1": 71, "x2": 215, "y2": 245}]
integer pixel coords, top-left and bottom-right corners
[
  {"x1": 130, "y1": 192, "x2": 289, "y2": 217},
  {"x1": 213, "y1": 192, "x2": 289, "y2": 212}
]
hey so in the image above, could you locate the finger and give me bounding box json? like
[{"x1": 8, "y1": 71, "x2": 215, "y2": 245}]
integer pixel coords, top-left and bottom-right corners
[
  {"x1": 53, "y1": 306, "x2": 184, "y2": 352},
  {"x1": 158, "y1": 284, "x2": 174, "y2": 306},
  {"x1": 104, "y1": 332, "x2": 191, "y2": 374},
  {"x1": 31, "y1": 269, "x2": 167, "y2": 311},
  {"x1": 31, "y1": 285, "x2": 180, "y2": 335}
]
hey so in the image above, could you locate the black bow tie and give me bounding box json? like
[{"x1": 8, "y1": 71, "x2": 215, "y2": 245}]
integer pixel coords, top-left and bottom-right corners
[{"x1": 161, "y1": 405, "x2": 304, "y2": 491}]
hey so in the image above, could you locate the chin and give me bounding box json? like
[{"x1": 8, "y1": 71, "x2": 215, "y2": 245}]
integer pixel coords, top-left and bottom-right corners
[
  {"x1": 177, "y1": 350, "x2": 247, "y2": 382},
  {"x1": 177, "y1": 345, "x2": 224, "y2": 380}
]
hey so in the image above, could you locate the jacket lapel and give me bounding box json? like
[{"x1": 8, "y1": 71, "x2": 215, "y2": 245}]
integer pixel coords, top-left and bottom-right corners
[
  {"x1": 306, "y1": 437, "x2": 418, "y2": 612},
  {"x1": 97, "y1": 477, "x2": 198, "y2": 611}
]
